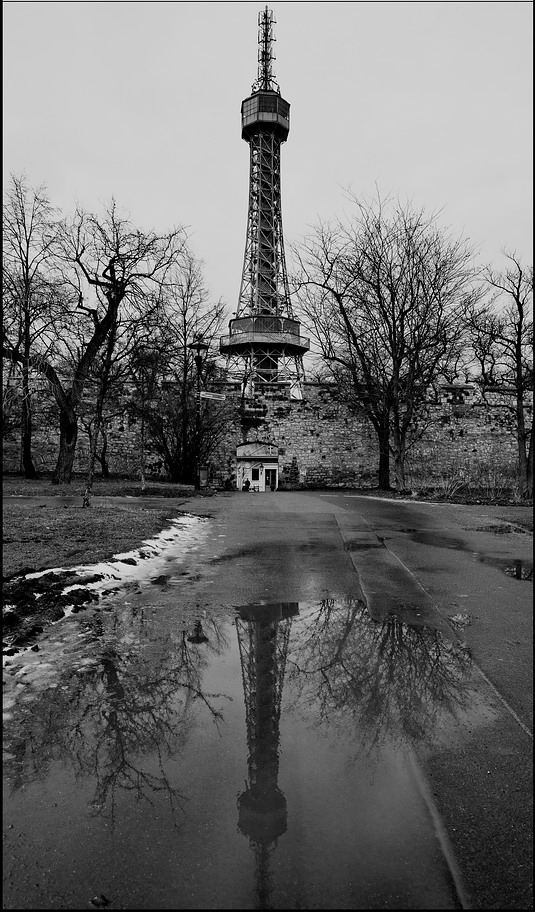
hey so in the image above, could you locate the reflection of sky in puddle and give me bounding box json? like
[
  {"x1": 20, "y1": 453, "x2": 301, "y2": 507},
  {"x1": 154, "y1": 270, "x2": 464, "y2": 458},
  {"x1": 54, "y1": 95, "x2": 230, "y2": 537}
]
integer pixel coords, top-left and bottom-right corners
[{"x1": 4, "y1": 595, "x2": 498, "y2": 909}]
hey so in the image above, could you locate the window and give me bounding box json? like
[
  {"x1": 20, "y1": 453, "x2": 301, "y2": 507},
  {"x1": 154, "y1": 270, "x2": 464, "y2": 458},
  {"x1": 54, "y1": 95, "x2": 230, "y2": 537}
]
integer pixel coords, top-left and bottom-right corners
[
  {"x1": 259, "y1": 95, "x2": 277, "y2": 113},
  {"x1": 242, "y1": 98, "x2": 259, "y2": 118},
  {"x1": 252, "y1": 468, "x2": 260, "y2": 481},
  {"x1": 278, "y1": 100, "x2": 290, "y2": 119}
]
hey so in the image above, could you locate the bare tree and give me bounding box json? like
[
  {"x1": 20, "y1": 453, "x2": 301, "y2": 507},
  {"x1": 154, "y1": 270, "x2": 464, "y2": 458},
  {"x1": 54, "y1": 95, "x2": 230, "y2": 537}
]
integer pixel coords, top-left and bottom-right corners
[
  {"x1": 127, "y1": 255, "x2": 228, "y2": 484},
  {"x1": 465, "y1": 252, "x2": 533, "y2": 497},
  {"x1": 80, "y1": 314, "x2": 121, "y2": 506},
  {"x1": 294, "y1": 192, "x2": 479, "y2": 490},
  {"x1": 78, "y1": 314, "x2": 136, "y2": 482},
  {"x1": 2, "y1": 174, "x2": 60, "y2": 477},
  {"x1": 80, "y1": 291, "x2": 168, "y2": 506},
  {"x1": 3, "y1": 200, "x2": 188, "y2": 483},
  {"x1": 128, "y1": 333, "x2": 163, "y2": 488}
]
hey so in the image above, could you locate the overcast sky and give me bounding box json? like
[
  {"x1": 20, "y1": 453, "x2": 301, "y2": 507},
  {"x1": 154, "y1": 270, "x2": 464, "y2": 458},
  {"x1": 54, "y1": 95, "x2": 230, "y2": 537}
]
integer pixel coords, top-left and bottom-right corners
[{"x1": 3, "y1": 1, "x2": 533, "y2": 317}]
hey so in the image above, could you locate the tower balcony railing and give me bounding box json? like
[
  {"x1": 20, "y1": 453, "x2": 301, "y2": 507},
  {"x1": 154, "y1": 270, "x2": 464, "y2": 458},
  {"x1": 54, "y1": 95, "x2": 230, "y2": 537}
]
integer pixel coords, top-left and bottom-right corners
[
  {"x1": 230, "y1": 315, "x2": 300, "y2": 334},
  {"x1": 220, "y1": 315, "x2": 310, "y2": 353}
]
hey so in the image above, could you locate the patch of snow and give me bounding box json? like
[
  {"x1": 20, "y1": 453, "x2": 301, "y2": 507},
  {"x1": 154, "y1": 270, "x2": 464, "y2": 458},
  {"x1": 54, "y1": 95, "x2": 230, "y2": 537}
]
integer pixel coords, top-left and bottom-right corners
[
  {"x1": 68, "y1": 515, "x2": 210, "y2": 595},
  {"x1": 3, "y1": 515, "x2": 211, "y2": 668},
  {"x1": 25, "y1": 567, "x2": 68, "y2": 580},
  {"x1": 59, "y1": 604, "x2": 77, "y2": 620},
  {"x1": 20, "y1": 515, "x2": 208, "y2": 595}
]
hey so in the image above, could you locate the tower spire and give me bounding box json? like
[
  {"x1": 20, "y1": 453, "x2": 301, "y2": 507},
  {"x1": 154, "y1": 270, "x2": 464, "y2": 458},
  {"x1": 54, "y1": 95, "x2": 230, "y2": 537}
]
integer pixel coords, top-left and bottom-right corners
[{"x1": 252, "y1": 6, "x2": 279, "y2": 93}]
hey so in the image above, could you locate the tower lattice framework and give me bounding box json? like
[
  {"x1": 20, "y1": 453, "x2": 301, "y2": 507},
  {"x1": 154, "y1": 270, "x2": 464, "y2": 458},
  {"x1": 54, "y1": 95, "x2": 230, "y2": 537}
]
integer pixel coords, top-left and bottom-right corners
[
  {"x1": 220, "y1": 7, "x2": 309, "y2": 402},
  {"x1": 235, "y1": 602, "x2": 299, "y2": 907}
]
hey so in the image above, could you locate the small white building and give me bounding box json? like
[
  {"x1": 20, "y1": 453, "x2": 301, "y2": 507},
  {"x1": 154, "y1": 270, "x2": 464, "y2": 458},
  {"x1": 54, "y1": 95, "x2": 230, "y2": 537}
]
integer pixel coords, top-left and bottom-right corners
[{"x1": 236, "y1": 441, "x2": 279, "y2": 492}]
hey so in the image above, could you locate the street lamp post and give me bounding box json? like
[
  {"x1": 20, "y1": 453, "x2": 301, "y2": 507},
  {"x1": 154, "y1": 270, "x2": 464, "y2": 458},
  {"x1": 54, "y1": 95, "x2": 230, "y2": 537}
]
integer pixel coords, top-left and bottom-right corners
[{"x1": 187, "y1": 336, "x2": 209, "y2": 489}]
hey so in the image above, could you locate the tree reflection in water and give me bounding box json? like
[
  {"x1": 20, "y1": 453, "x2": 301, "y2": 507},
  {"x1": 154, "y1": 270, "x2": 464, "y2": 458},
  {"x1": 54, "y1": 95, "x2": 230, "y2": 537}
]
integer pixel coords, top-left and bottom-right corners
[
  {"x1": 4, "y1": 607, "x2": 231, "y2": 828},
  {"x1": 286, "y1": 598, "x2": 474, "y2": 752}
]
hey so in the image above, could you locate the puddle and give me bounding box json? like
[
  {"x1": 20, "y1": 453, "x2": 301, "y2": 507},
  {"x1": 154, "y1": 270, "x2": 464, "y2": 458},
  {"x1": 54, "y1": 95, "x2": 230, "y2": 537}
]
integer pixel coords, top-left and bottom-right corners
[
  {"x1": 477, "y1": 555, "x2": 533, "y2": 581},
  {"x1": 3, "y1": 584, "x2": 501, "y2": 909}
]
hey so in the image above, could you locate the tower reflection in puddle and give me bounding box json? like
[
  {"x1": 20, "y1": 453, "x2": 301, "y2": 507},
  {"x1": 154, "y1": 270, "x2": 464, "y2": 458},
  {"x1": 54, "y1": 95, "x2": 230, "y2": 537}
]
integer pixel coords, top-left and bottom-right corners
[
  {"x1": 232, "y1": 596, "x2": 479, "y2": 906},
  {"x1": 235, "y1": 602, "x2": 299, "y2": 909}
]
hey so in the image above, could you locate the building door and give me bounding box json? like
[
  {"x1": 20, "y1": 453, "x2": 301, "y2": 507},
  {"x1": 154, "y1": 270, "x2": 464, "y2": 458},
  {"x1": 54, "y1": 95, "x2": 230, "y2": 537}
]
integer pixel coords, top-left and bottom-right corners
[{"x1": 264, "y1": 468, "x2": 277, "y2": 491}]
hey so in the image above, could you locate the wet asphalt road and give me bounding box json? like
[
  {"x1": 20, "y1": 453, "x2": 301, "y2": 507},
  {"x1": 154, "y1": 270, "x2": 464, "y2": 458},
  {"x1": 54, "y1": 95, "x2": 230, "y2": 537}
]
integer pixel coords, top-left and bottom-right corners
[{"x1": 3, "y1": 491, "x2": 533, "y2": 909}]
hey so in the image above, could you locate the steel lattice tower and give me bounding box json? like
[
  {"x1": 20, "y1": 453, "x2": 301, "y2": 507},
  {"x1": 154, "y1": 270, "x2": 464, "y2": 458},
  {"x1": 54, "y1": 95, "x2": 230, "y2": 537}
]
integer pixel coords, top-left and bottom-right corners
[
  {"x1": 220, "y1": 7, "x2": 309, "y2": 402},
  {"x1": 235, "y1": 602, "x2": 299, "y2": 907}
]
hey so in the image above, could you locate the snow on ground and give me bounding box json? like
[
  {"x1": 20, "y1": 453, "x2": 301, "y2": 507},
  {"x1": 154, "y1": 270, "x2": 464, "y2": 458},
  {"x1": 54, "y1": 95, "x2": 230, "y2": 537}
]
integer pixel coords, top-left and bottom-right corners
[
  {"x1": 27, "y1": 513, "x2": 210, "y2": 598},
  {"x1": 3, "y1": 514, "x2": 212, "y2": 662}
]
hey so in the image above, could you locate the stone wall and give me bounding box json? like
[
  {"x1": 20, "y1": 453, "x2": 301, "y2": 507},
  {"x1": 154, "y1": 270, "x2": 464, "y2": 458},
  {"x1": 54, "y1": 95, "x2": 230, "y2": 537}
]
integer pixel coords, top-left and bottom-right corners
[
  {"x1": 212, "y1": 383, "x2": 378, "y2": 488},
  {"x1": 2, "y1": 384, "x2": 150, "y2": 478},
  {"x1": 3, "y1": 378, "x2": 532, "y2": 490},
  {"x1": 212, "y1": 382, "x2": 530, "y2": 490}
]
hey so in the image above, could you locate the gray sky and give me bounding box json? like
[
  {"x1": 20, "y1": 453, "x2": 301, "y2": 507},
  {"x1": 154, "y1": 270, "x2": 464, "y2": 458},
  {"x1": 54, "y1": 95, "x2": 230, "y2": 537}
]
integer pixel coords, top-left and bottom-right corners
[{"x1": 3, "y1": 1, "x2": 533, "y2": 316}]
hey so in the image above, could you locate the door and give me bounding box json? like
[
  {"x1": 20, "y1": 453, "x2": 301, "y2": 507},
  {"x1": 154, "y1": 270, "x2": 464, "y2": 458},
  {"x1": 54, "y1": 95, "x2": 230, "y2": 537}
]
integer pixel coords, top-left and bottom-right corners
[{"x1": 264, "y1": 468, "x2": 277, "y2": 491}]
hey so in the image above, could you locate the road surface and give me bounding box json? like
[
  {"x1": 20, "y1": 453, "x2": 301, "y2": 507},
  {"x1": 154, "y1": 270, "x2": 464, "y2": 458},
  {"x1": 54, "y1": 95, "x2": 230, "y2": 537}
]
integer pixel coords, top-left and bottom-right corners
[{"x1": 3, "y1": 491, "x2": 532, "y2": 909}]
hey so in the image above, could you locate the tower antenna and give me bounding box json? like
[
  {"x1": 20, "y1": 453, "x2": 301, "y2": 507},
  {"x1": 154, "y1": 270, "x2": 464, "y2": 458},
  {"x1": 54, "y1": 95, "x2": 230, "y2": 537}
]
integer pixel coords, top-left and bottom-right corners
[{"x1": 253, "y1": 6, "x2": 279, "y2": 93}]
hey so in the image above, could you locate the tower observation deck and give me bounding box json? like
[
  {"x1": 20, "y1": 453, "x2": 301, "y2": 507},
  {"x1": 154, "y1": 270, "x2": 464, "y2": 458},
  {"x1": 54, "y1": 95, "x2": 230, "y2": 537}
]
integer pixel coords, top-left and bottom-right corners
[{"x1": 220, "y1": 7, "x2": 309, "y2": 401}]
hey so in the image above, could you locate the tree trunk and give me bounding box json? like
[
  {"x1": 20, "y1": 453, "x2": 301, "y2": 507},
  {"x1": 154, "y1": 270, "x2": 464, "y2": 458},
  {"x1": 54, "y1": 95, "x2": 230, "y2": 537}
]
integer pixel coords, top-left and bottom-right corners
[
  {"x1": 83, "y1": 389, "x2": 108, "y2": 506},
  {"x1": 21, "y1": 397, "x2": 37, "y2": 479},
  {"x1": 377, "y1": 416, "x2": 391, "y2": 490},
  {"x1": 52, "y1": 408, "x2": 78, "y2": 484},
  {"x1": 21, "y1": 363, "x2": 37, "y2": 479},
  {"x1": 515, "y1": 389, "x2": 528, "y2": 494},
  {"x1": 393, "y1": 456, "x2": 406, "y2": 492},
  {"x1": 524, "y1": 422, "x2": 533, "y2": 499},
  {"x1": 179, "y1": 419, "x2": 189, "y2": 482},
  {"x1": 140, "y1": 410, "x2": 146, "y2": 491},
  {"x1": 97, "y1": 429, "x2": 110, "y2": 478},
  {"x1": 392, "y1": 425, "x2": 407, "y2": 492},
  {"x1": 82, "y1": 422, "x2": 101, "y2": 507}
]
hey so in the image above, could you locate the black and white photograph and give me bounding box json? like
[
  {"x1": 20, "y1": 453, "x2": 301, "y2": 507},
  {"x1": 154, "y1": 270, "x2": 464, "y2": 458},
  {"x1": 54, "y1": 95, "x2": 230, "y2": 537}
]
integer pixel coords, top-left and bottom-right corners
[{"x1": 3, "y1": 1, "x2": 533, "y2": 909}]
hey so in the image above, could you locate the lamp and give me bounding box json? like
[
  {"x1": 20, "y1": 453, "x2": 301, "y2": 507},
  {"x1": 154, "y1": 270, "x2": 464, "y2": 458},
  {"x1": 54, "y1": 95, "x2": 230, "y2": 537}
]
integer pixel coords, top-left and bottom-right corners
[
  {"x1": 188, "y1": 336, "x2": 210, "y2": 376},
  {"x1": 187, "y1": 336, "x2": 210, "y2": 489}
]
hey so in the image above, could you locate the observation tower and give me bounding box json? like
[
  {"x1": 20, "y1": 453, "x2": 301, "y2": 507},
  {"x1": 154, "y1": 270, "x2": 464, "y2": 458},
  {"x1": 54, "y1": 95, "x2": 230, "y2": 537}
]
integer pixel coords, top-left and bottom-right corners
[
  {"x1": 236, "y1": 602, "x2": 299, "y2": 907},
  {"x1": 220, "y1": 7, "x2": 309, "y2": 402}
]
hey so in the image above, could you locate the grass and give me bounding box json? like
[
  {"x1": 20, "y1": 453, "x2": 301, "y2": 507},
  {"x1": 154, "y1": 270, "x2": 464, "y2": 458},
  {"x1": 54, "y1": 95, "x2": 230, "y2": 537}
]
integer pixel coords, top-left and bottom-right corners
[
  {"x1": 2, "y1": 474, "x2": 195, "y2": 499},
  {"x1": 2, "y1": 474, "x2": 197, "y2": 578},
  {"x1": 2, "y1": 501, "x2": 186, "y2": 578}
]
